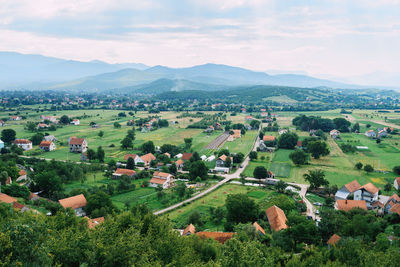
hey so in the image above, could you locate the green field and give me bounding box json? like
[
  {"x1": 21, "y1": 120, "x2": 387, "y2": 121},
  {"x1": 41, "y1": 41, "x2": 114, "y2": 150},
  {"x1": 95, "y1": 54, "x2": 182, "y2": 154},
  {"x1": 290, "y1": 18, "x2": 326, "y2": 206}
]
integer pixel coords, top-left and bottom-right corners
[
  {"x1": 242, "y1": 152, "x2": 270, "y2": 177},
  {"x1": 221, "y1": 130, "x2": 258, "y2": 155}
]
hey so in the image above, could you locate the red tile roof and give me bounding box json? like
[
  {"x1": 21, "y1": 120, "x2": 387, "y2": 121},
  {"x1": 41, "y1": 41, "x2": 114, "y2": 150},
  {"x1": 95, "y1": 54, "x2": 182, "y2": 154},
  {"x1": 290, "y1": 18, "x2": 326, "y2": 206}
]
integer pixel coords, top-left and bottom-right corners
[
  {"x1": 336, "y1": 200, "x2": 367, "y2": 211},
  {"x1": 390, "y1": 194, "x2": 400, "y2": 202},
  {"x1": 196, "y1": 232, "x2": 234, "y2": 244},
  {"x1": 327, "y1": 234, "x2": 341, "y2": 246},
  {"x1": 86, "y1": 216, "x2": 105, "y2": 229},
  {"x1": 359, "y1": 183, "x2": 379, "y2": 194},
  {"x1": 149, "y1": 178, "x2": 168, "y2": 185},
  {"x1": 0, "y1": 193, "x2": 17, "y2": 204},
  {"x1": 114, "y1": 168, "x2": 136, "y2": 176},
  {"x1": 59, "y1": 194, "x2": 87, "y2": 209},
  {"x1": 123, "y1": 154, "x2": 137, "y2": 161},
  {"x1": 263, "y1": 136, "x2": 276, "y2": 142},
  {"x1": 182, "y1": 153, "x2": 193, "y2": 160},
  {"x1": 39, "y1": 141, "x2": 53, "y2": 147},
  {"x1": 176, "y1": 159, "x2": 184, "y2": 165},
  {"x1": 253, "y1": 222, "x2": 265, "y2": 235},
  {"x1": 13, "y1": 139, "x2": 31, "y2": 144},
  {"x1": 390, "y1": 203, "x2": 400, "y2": 215},
  {"x1": 344, "y1": 180, "x2": 361, "y2": 193},
  {"x1": 266, "y1": 205, "x2": 288, "y2": 231},
  {"x1": 69, "y1": 137, "x2": 86, "y2": 145},
  {"x1": 12, "y1": 202, "x2": 25, "y2": 210},
  {"x1": 19, "y1": 169, "x2": 26, "y2": 176},
  {"x1": 183, "y1": 224, "x2": 196, "y2": 235},
  {"x1": 153, "y1": 171, "x2": 171, "y2": 178},
  {"x1": 141, "y1": 153, "x2": 156, "y2": 163}
]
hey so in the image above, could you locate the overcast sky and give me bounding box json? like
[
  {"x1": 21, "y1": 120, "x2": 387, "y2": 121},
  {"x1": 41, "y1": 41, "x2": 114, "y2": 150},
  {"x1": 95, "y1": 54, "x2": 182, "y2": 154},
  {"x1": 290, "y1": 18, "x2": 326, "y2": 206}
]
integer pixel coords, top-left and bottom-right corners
[{"x1": 1, "y1": 0, "x2": 400, "y2": 79}]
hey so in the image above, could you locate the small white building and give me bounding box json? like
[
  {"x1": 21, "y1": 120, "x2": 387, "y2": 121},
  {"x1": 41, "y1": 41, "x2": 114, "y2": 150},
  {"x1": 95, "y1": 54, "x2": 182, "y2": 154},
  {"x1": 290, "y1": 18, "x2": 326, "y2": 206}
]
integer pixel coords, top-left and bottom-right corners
[
  {"x1": 354, "y1": 183, "x2": 379, "y2": 209},
  {"x1": 124, "y1": 154, "x2": 145, "y2": 165},
  {"x1": 394, "y1": 177, "x2": 400, "y2": 190},
  {"x1": 149, "y1": 171, "x2": 175, "y2": 189},
  {"x1": 365, "y1": 130, "x2": 377, "y2": 138},
  {"x1": 206, "y1": 155, "x2": 216, "y2": 162},
  {"x1": 330, "y1": 129, "x2": 340, "y2": 139},
  {"x1": 39, "y1": 141, "x2": 56, "y2": 151},
  {"x1": 0, "y1": 139, "x2": 4, "y2": 149},
  {"x1": 335, "y1": 180, "x2": 361, "y2": 200},
  {"x1": 70, "y1": 119, "x2": 80, "y2": 125},
  {"x1": 13, "y1": 139, "x2": 32, "y2": 151},
  {"x1": 176, "y1": 153, "x2": 183, "y2": 159},
  {"x1": 200, "y1": 155, "x2": 207, "y2": 161}
]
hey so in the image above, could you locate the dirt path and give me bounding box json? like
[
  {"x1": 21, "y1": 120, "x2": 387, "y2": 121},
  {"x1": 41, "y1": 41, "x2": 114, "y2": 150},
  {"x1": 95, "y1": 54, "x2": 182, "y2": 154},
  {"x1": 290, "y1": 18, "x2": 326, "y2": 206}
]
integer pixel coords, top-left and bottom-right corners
[{"x1": 370, "y1": 120, "x2": 400, "y2": 129}]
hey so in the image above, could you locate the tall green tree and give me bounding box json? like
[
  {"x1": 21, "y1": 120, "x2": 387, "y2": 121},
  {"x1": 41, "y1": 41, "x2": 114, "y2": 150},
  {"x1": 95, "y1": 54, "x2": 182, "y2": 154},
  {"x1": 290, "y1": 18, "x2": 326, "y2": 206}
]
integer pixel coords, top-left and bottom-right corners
[
  {"x1": 126, "y1": 157, "x2": 135, "y2": 170},
  {"x1": 289, "y1": 149, "x2": 309, "y2": 165},
  {"x1": 307, "y1": 141, "x2": 330, "y2": 159},
  {"x1": 278, "y1": 132, "x2": 298, "y2": 149},
  {"x1": 303, "y1": 169, "x2": 329, "y2": 189},
  {"x1": 97, "y1": 146, "x2": 105, "y2": 162},
  {"x1": 1, "y1": 129, "x2": 16, "y2": 144},
  {"x1": 225, "y1": 194, "x2": 258, "y2": 224}
]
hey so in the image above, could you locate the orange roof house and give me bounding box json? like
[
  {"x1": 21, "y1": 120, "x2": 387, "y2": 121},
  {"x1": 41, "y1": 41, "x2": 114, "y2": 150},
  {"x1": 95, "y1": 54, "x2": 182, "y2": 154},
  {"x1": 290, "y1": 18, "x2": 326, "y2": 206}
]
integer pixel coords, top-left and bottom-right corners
[
  {"x1": 182, "y1": 153, "x2": 193, "y2": 161},
  {"x1": 196, "y1": 232, "x2": 235, "y2": 244},
  {"x1": 266, "y1": 205, "x2": 288, "y2": 231},
  {"x1": 85, "y1": 216, "x2": 105, "y2": 229},
  {"x1": 183, "y1": 224, "x2": 196, "y2": 236},
  {"x1": 141, "y1": 153, "x2": 156, "y2": 165},
  {"x1": 253, "y1": 222, "x2": 265, "y2": 235},
  {"x1": 113, "y1": 168, "x2": 136, "y2": 178},
  {"x1": 327, "y1": 234, "x2": 341, "y2": 247},
  {"x1": 123, "y1": 154, "x2": 137, "y2": 161},
  {"x1": 358, "y1": 182, "x2": 379, "y2": 195},
  {"x1": 335, "y1": 200, "x2": 367, "y2": 212},
  {"x1": 389, "y1": 203, "x2": 400, "y2": 215},
  {"x1": 344, "y1": 180, "x2": 362, "y2": 193},
  {"x1": 0, "y1": 193, "x2": 17, "y2": 204},
  {"x1": 176, "y1": 159, "x2": 184, "y2": 167},
  {"x1": 263, "y1": 136, "x2": 276, "y2": 142},
  {"x1": 59, "y1": 194, "x2": 87, "y2": 210}
]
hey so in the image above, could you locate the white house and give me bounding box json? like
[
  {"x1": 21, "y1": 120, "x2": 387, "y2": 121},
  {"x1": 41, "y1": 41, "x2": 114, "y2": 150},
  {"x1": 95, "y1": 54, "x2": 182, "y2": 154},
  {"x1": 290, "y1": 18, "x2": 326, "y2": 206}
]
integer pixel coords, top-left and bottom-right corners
[
  {"x1": 149, "y1": 171, "x2": 175, "y2": 189},
  {"x1": 0, "y1": 120, "x2": 4, "y2": 126},
  {"x1": 70, "y1": 119, "x2": 80, "y2": 125},
  {"x1": 176, "y1": 153, "x2": 183, "y2": 159},
  {"x1": 216, "y1": 154, "x2": 232, "y2": 168},
  {"x1": 13, "y1": 139, "x2": 32, "y2": 151},
  {"x1": 68, "y1": 137, "x2": 88, "y2": 153},
  {"x1": 43, "y1": 135, "x2": 57, "y2": 142},
  {"x1": 10, "y1": 116, "x2": 21, "y2": 121},
  {"x1": 365, "y1": 130, "x2": 377, "y2": 138},
  {"x1": 354, "y1": 183, "x2": 379, "y2": 209},
  {"x1": 394, "y1": 177, "x2": 400, "y2": 190},
  {"x1": 200, "y1": 155, "x2": 207, "y2": 161},
  {"x1": 378, "y1": 130, "x2": 388, "y2": 138},
  {"x1": 0, "y1": 139, "x2": 4, "y2": 149},
  {"x1": 39, "y1": 141, "x2": 56, "y2": 151},
  {"x1": 58, "y1": 194, "x2": 87, "y2": 216},
  {"x1": 206, "y1": 155, "x2": 216, "y2": 162},
  {"x1": 123, "y1": 154, "x2": 145, "y2": 165},
  {"x1": 335, "y1": 180, "x2": 361, "y2": 200},
  {"x1": 330, "y1": 129, "x2": 340, "y2": 139}
]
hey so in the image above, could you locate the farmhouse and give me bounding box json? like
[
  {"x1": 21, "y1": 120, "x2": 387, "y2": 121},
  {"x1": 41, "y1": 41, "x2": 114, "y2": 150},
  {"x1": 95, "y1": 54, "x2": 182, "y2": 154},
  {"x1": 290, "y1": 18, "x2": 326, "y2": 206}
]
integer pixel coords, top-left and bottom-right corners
[
  {"x1": 181, "y1": 153, "x2": 193, "y2": 161},
  {"x1": 216, "y1": 154, "x2": 232, "y2": 168},
  {"x1": 124, "y1": 154, "x2": 145, "y2": 165},
  {"x1": 68, "y1": 137, "x2": 88, "y2": 153},
  {"x1": 141, "y1": 153, "x2": 156, "y2": 166},
  {"x1": 278, "y1": 129, "x2": 288, "y2": 135},
  {"x1": 334, "y1": 199, "x2": 367, "y2": 211},
  {"x1": 58, "y1": 194, "x2": 87, "y2": 216},
  {"x1": 70, "y1": 119, "x2": 80, "y2": 125},
  {"x1": 385, "y1": 194, "x2": 400, "y2": 213},
  {"x1": 182, "y1": 224, "x2": 196, "y2": 236},
  {"x1": 149, "y1": 171, "x2": 175, "y2": 189},
  {"x1": 378, "y1": 129, "x2": 388, "y2": 138},
  {"x1": 175, "y1": 159, "x2": 184, "y2": 169},
  {"x1": 353, "y1": 183, "x2": 379, "y2": 208},
  {"x1": 10, "y1": 116, "x2": 21, "y2": 121},
  {"x1": 196, "y1": 232, "x2": 234, "y2": 244},
  {"x1": 112, "y1": 168, "x2": 136, "y2": 179},
  {"x1": 43, "y1": 135, "x2": 57, "y2": 142},
  {"x1": 263, "y1": 135, "x2": 276, "y2": 142},
  {"x1": 0, "y1": 193, "x2": 17, "y2": 204},
  {"x1": 245, "y1": 115, "x2": 253, "y2": 121},
  {"x1": 330, "y1": 129, "x2": 340, "y2": 139},
  {"x1": 266, "y1": 205, "x2": 288, "y2": 231},
  {"x1": 86, "y1": 216, "x2": 105, "y2": 229},
  {"x1": 327, "y1": 234, "x2": 341, "y2": 248},
  {"x1": 335, "y1": 180, "x2": 361, "y2": 200},
  {"x1": 0, "y1": 120, "x2": 4, "y2": 126},
  {"x1": 389, "y1": 203, "x2": 400, "y2": 215},
  {"x1": 365, "y1": 130, "x2": 377, "y2": 138},
  {"x1": 394, "y1": 177, "x2": 400, "y2": 190},
  {"x1": 13, "y1": 139, "x2": 32, "y2": 151},
  {"x1": 39, "y1": 141, "x2": 56, "y2": 151},
  {"x1": 37, "y1": 123, "x2": 49, "y2": 129},
  {"x1": 41, "y1": 115, "x2": 57, "y2": 123}
]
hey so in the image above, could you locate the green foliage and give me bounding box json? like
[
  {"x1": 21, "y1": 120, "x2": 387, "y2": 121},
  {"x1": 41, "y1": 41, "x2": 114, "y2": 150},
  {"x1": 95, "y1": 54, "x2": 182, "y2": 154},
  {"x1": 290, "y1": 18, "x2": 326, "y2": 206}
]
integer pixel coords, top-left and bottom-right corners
[
  {"x1": 278, "y1": 132, "x2": 298, "y2": 149},
  {"x1": 85, "y1": 190, "x2": 117, "y2": 217},
  {"x1": 3, "y1": 183, "x2": 30, "y2": 199},
  {"x1": 364, "y1": 164, "x2": 374, "y2": 173},
  {"x1": 59, "y1": 115, "x2": 70, "y2": 124},
  {"x1": 253, "y1": 166, "x2": 267, "y2": 179},
  {"x1": 113, "y1": 122, "x2": 121, "y2": 128},
  {"x1": 355, "y1": 162, "x2": 363, "y2": 170},
  {"x1": 225, "y1": 194, "x2": 258, "y2": 224},
  {"x1": 340, "y1": 143, "x2": 357, "y2": 153},
  {"x1": 393, "y1": 166, "x2": 400, "y2": 175},
  {"x1": 303, "y1": 169, "x2": 329, "y2": 189},
  {"x1": 30, "y1": 132, "x2": 44, "y2": 145},
  {"x1": 1, "y1": 129, "x2": 16, "y2": 144},
  {"x1": 142, "y1": 141, "x2": 155, "y2": 154},
  {"x1": 307, "y1": 141, "x2": 330, "y2": 159},
  {"x1": 333, "y1": 118, "x2": 351, "y2": 132},
  {"x1": 97, "y1": 146, "x2": 105, "y2": 162},
  {"x1": 189, "y1": 161, "x2": 208, "y2": 180},
  {"x1": 289, "y1": 149, "x2": 309, "y2": 165},
  {"x1": 249, "y1": 151, "x2": 258, "y2": 161},
  {"x1": 126, "y1": 157, "x2": 135, "y2": 170}
]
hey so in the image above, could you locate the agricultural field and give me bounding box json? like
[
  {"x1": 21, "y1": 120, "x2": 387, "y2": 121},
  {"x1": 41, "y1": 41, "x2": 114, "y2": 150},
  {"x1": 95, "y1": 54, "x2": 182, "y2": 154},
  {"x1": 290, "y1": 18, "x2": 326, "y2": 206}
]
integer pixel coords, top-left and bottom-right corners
[
  {"x1": 221, "y1": 130, "x2": 258, "y2": 155},
  {"x1": 242, "y1": 152, "x2": 271, "y2": 177}
]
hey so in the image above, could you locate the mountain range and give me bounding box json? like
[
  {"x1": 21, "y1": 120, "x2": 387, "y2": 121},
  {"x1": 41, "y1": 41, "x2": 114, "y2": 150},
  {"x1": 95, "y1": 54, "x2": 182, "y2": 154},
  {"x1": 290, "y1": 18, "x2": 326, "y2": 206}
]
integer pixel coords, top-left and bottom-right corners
[{"x1": 0, "y1": 51, "x2": 397, "y2": 93}]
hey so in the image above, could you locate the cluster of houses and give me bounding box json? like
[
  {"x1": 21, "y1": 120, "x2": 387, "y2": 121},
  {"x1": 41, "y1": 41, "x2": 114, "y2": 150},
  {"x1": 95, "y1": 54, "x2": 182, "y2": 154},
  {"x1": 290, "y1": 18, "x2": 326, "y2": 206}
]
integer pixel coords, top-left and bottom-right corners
[
  {"x1": 204, "y1": 122, "x2": 222, "y2": 133},
  {"x1": 140, "y1": 117, "x2": 159, "y2": 133},
  {"x1": 334, "y1": 179, "x2": 400, "y2": 215},
  {"x1": 365, "y1": 127, "x2": 394, "y2": 138}
]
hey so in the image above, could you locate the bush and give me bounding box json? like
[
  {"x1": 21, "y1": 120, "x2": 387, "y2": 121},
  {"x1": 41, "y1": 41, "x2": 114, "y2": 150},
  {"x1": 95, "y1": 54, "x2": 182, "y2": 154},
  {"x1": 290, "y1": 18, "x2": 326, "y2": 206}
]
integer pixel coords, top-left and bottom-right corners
[
  {"x1": 393, "y1": 166, "x2": 400, "y2": 175},
  {"x1": 364, "y1": 164, "x2": 374, "y2": 173}
]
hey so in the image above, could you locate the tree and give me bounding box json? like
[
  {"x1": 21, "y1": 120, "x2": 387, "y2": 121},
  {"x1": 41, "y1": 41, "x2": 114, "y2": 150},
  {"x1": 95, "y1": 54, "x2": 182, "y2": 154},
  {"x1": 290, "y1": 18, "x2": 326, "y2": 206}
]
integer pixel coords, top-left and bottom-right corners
[
  {"x1": 355, "y1": 162, "x2": 363, "y2": 170},
  {"x1": 190, "y1": 152, "x2": 201, "y2": 162},
  {"x1": 384, "y1": 183, "x2": 392, "y2": 192},
  {"x1": 275, "y1": 180, "x2": 287, "y2": 193},
  {"x1": 233, "y1": 152, "x2": 244, "y2": 163},
  {"x1": 333, "y1": 118, "x2": 351, "y2": 132},
  {"x1": 289, "y1": 149, "x2": 309, "y2": 165},
  {"x1": 364, "y1": 164, "x2": 374, "y2": 173},
  {"x1": 175, "y1": 183, "x2": 186, "y2": 198},
  {"x1": 218, "y1": 149, "x2": 230, "y2": 157},
  {"x1": 34, "y1": 171, "x2": 63, "y2": 199},
  {"x1": 393, "y1": 166, "x2": 400, "y2": 175},
  {"x1": 113, "y1": 122, "x2": 121, "y2": 128},
  {"x1": 126, "y1": 157, "x2": 135, "y2": 170},
  {"x1": 1, "y1": 129, "x2": 16, "y2": 144},
  {"x1": 189, "y1": 161, "x2": 208, "y2": 180},
  {"x1": 253, "y1": 166, "x2": 267, "y2": 179},
  {"x1": 28, "y1": 132, "x2": 43, "y2": 146},
  {"x1": 307, "y1": 141, "x2": 330, "y2": 159},
  {"x1": 97, "y1": 146, "x2": 105, "y2": 162},
  {"x1": 278, "y1": 132, "x2": 298, "y2": 149},
  {"x1": 121, "y1": 137, "x2": 133, "y2": 149},
  {"x1": 225, "y1": 194, "x2": 258, "y2": 223},
  {"x1": 249, "y1": 151, "x2": 258, "y2": 161},
  {"x1": 142, "y1": 141, "x2": 155, "y2": 154},
  {"x1": 212, "y1": 206, "x2": 225, "y2": 224},
  {"x1": 87, "y1": 148, "x2": 96, "y2": 161},
  {"x1": 287, "y1": 213, "x2": 319, "y2": 247},
  {"x1": 98, "y1": 131, "x2": 104, "y2": 137},
  {"x1": 188, "y1": 211, "x2": 203, "y2": 226},
  {"x1": 352, "y1": 123, "x2": 360, "y2": 133},
  {"x1": 127, "y1": 129, "x2": 135, "y2": 140},
  {"x1": 184, "y1": 138, "x2": 193, "y2": 150},
  {"x1": 59, "y1": 115, "x2": 70, "y2": 124},
  {"x1": 168, "y1": 163, "x2": 177, "y2": 175},
  {"x1": 26, "y1": 121, "x2": 37, "y2": 132},
  {"x1": 85, "y1": 190, "x2": 116, "y2": 217},
  {"x1": 303, "y1": 169, "x2": 329, "y2": 189}
]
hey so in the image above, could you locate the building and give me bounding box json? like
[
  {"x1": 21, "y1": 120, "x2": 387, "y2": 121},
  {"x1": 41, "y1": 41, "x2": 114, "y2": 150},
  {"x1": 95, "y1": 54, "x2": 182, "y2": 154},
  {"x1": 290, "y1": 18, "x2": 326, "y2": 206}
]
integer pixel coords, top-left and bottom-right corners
[
  {"x1": 10, "y1": 116, "x2": 21, "y2": 121},
  {"x1": 378, "y1": 129, "x2": 388, "y2": 138},
  {"x1": 112, "y1": 168, "x2": 137, "y2": 179},
  {"x1": 354, "y1": 183, "x2": 379, "y2": 208},
  {"x1": 278, "y1": 129, "x2": 288, "y2": 135},
  {"x1": 334, "y1": 199, "x2": 367, "y2": 211},
  {"x1": 70, "y1": 119, "x2": 80, "y2": 125},
  {"x1": 85, "y1": 216, "x2": 105, "y2": 229},
  {"x1": 335, "y1": 180, "x2": 361, "y2": 200},
  {"x1": 394, "y1": 177, "x2": 400, "y2": 190},
  {"x1": 37, "y1": 123, "x2": 49, "y2": 129},
  {"x1": 389, "y1": 203, "x2": 400, "y2": 215},
  {"x1": 0, "y1": 193, "x2": 17, "y2": 204},
  {"x1": 68, "y1": 137, "x2": 88, "y2": 153},
  {"x1": 43, "y1": 135, "x2": 57, "y2": 142},
  {"x1": 181, "y1": 153, "x2": 193, "y2": 161},
  {"x1": 245, "y1": 115, "x2": 253, "y2": 121},
  {"x1": 39, "y1": 141, "x2": 56, "y2": 151},
  {"x1": 253, "y1": 222, "x2": 265, "y2": 235},
  {"x1": 266, "y1": 205, "x2": 288, "y2": 231},
  {"x1": 232, "y1": 130, "x2": 241, "y2": 139},
  {"x1": 365, "y1": 130, "x2": 377, "y2": 138},
  {"x1": 124, "y1": 154, "x2": 145, "y2": 165},
  {"x1": 182, "y1": 224, "x2": 196, "y2": 236},
  {"x1": 196, "y1": 232, "x2": 234, "y2": 244},
  {"x1": 330, "y1": 129, "x2": 340, "y2": 139},
  {"x1": 0, "y1": 139, "x2": 4, "y2": 149},
  {"x1": 216, "y1": 154, "x2": 232, "y2": 168},
  {"x1": 175, "y1": 159, "x2": 184, "y2": 169},
  {"x1": 327, "y1": 234, "x2": 341, "y2": 248},
  {"x1": 263, "y1": 135, "x2": 276, "y2": 143},
  {"x1": 13, "y1": 139, "x2": 32, "y2": 150},
  {"x1": 149, "y1": 171, "x2": 175, "y2": 189},
  {"x1": 385, "y1": 194, "x2": 400, "y2": 213},
  {"x1": 58, "y1": 194, "x2": 87, "y2": 216},
  {"x1": 0, "y1": 120, "x2": 4, "y2": 126},
  {"x1": 141, "y1": 153, "x2": 156, "y2": 166}
]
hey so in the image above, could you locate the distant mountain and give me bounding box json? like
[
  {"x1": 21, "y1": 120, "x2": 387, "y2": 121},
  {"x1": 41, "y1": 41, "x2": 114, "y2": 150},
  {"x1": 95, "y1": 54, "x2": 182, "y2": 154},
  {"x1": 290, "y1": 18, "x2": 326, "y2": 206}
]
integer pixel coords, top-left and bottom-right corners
[{"x1": 0, "y1": 51, "x2": 148, "y2": 88}]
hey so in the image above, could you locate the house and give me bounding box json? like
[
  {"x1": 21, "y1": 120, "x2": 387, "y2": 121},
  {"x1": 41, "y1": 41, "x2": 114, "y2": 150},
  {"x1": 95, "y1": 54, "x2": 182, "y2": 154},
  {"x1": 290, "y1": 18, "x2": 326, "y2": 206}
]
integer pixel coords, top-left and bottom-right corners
[
  {"x1": 16, "y1": 169, "x2": 27, "y2": 181},
  {"x1": 175, "y1": 159, "x2": 184, "y2": 169},
  {"x1": 112, "y1": 168, "x2": 137, "y2": 179},
  {"x1": 124, "y1": 154, "x2": 145, "y2": 165},
  {"x1": 81, "y1": 152, "x2": 88, "y2": 161},
  {"x1": 39, "y1": 141, "x2": 56, "y2": 151},
  {"x1": 41, "y1": 115, "x2": 57, "y2": 123},
  {"x1": 176, "y1": 153, "x2": 183, "y2": 159},
  {"x1": 196, "y1": 232, "x2": 234, "y2": 244},
  {"x1": 335, "y1": 180, "x2": 361, "y2": 200},
  {"x1": 141, "y1": 153, "x2": 156, "y2": 166},
  {"x1": 216, "y1": 154, "x2": 233, "y2": 168},
  {"x1": 371, "y1": 201, "x2": 385, "y2": 215},
  {"x1": 278, "y1": 129, "x2": 288, "y2": 135},
  {"x1": 266, "y1": 205, "x2": 288, "y2": 231},
  {"x1": 85, "y1": 216, "x2": 105, "y2": 229},
  {"x1": 204, "y1": 126, "x2": 215, "y2": 133},
  {"x1": 296, "y1": 140, "x2": 303, "y2": 149},
  {"x1": 58, "y1": 194, "x2": 87, "y2": 216},
  {"x1": 394, "y1": 177, "x2": 400, "y2": 190},
  {"x1": 164, "y1": 152, "x2": 171, "y2": 158},
  {"x1": 0, "y1": 120, "x2": 4, "y2": 126},
  {"x1": 263, "y1": 135, "x2": 276, "y2": 143},
  {"x1": 149, "y1": 171, "x2": 175, "y2": 189},
  {"x1": 0, "y1": 193, "x2": 17, "y2": 204},
  {"x1": 354, "y1": 183, "x2": 379, "y2": 208},
  {"x1": 378, "y1": 129, "x2": 388, "y2": 138},
  {"x1": 37, "y1": 123, "x2": 49, "y2": 129},
  {"x1": 43, "y1": 135, "x2": 57, "y2": 142},
  {"x1": 253, "y1": 222, "x2": 265, "y2": 235},
  {"x1": 365, "y1": 130, "x2": 377, "y2": 138},
  {"x1": 13, "y1": 139, "x2": 32, "y2": 150},
  {"x1": 182, "y1": 224, "x2": 196, "y2": 236},
  {"x1": 206, "y1": 155, "x2": 216, "y2": 162},
  {"x1": 327, "y1": 234, "x2": 341, "y2": 248},
  {"x1": 334, "y1": 199, "x2": 367, "y2": 211},
  {"x1": 10, "y1": 116, "x2": 21, "y2": 121},
  {"x1": 245, "y1": 115, "x2": 253, "y2": 121},
  {"x1": 127, "y1": 119, "x2": 135, "y2": 126},
  {"x1": 181, "y1": 153, "x2": 193, "y2": 161},
  {"x1": 200, "y1": 155, "x2": 207, "y2": 161},
  {"x1": 389, "y1": 203, "x2": 400, "y2": 215},
  {"x1": 12, "y1": 202, "x2": 30, "y2": 212},
  {"x1": 70, "y1": 119, "x2": 80, "y2": 125},
  {"x1": 0, "y1": 139, "x2": 4, "y2": 149},
  {"x1": 385, "y1": 194, "x2": 400, "y2": 213},
  {"x1": 232, "y1": 130, "x2": 241, "y2": 139},
  {"x1": 68, "y1": 137, "x2": 88, "y2": 153},
  {"x1": 214, "y1": 122, "x2": 222, "y2": 130},
  {"x1": 29, "y1": 192, "x2": 40, "y2": 201},
  {"x1": 330, "y1": 129, "x2": 340, "y2": 139},
  {"x1": 5, "y1": 177, "x2": 12, "y2": 185}
]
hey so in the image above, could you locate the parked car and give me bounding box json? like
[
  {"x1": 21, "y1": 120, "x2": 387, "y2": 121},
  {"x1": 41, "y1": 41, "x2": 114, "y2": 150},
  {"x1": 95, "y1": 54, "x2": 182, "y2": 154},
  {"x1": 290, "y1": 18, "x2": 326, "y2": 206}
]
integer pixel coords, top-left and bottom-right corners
[
  {"x1": 313, "y1": 202, "x2": 323, "y2": 206},
  {"x1": 315, "y1": 210, "x2": 320, "y2": 215}
]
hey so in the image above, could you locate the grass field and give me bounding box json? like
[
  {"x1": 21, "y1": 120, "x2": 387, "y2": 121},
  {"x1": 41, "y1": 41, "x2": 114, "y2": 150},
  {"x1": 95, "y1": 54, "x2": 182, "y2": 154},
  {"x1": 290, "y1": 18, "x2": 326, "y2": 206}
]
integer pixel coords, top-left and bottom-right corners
[
  {"x1": 270, "y1": 149, "x2": 292, "y2": 178},
  {"x1": 242, "y1": 152, "x2": 270, "y2": 177},
  {"x1": 221, "y1": 130, "x2": 258, "y2": 155}
]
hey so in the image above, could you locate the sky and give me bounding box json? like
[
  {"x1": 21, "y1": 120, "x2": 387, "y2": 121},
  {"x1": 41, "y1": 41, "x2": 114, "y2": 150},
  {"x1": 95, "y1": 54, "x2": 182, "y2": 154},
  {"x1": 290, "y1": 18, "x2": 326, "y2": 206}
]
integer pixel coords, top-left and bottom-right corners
[{"x1": 1, "y1": 0, "x2": 400, "y2": 81}]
